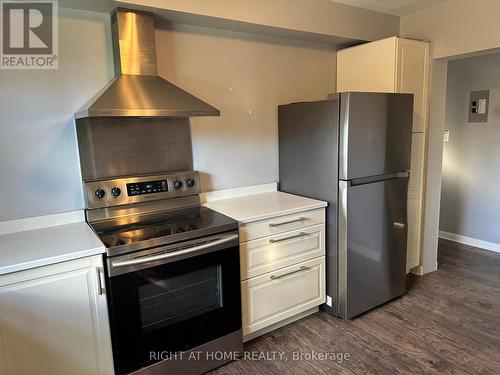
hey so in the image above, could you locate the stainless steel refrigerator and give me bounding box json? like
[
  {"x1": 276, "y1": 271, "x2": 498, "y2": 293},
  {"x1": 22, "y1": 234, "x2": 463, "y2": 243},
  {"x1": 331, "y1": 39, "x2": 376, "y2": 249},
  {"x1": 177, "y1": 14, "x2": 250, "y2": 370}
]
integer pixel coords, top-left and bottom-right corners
[{"x1": 278, "y1": 92, "x2": 413, "y2": 319}]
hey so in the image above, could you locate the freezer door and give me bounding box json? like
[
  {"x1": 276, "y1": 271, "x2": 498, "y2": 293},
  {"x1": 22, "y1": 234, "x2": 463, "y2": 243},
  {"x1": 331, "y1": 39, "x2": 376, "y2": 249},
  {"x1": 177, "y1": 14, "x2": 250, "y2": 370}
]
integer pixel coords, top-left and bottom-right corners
[
  {"x1": 339, "y1": 92, "x2": 413, "y2": 180},
  {"x1": 278, "y1": 99, "x2": 339, "y2": 201},
  {"x1": 338, "y1": 175, "x2": 408, "y2": 319}
]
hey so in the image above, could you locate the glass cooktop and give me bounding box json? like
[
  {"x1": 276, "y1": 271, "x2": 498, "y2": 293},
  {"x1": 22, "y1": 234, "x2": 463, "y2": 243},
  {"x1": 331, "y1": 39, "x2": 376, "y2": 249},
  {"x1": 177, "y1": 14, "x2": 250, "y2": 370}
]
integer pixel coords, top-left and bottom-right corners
[{"x1": 90, "y1": 206, "x2": 238, "y2": 253}]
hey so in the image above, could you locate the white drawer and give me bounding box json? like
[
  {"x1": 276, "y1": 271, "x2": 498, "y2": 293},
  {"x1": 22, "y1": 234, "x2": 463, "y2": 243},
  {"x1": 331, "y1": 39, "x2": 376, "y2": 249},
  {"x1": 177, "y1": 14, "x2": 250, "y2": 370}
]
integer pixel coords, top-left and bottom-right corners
[
  {"x1": 239, "y1": 208, "x2": 325, "y2": 242},
  {"x1": 241, "y1": 256, "x2": 325, "y2": 335},
  {"x1": 240, "y1": 224, "x2": 325, "y2": 280}
]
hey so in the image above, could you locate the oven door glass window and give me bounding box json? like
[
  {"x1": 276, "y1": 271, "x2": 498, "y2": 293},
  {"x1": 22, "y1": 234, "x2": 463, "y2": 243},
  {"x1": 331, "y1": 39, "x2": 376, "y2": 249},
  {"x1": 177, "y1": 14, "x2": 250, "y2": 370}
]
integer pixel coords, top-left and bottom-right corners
[
  {"x1": 106, "y1": 241, "x2": 241, "y2": 375},
  {"x1": 138, "y1": 265, "x2": 223, "y2": 331}
]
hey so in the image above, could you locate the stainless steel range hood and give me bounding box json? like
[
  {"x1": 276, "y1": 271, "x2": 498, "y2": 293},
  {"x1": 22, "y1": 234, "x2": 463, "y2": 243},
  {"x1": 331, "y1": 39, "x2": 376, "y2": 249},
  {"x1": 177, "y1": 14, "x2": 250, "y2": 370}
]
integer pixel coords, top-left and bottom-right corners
[{"x1": 75, "y1": 8, "x2": 220, "y2": 119}]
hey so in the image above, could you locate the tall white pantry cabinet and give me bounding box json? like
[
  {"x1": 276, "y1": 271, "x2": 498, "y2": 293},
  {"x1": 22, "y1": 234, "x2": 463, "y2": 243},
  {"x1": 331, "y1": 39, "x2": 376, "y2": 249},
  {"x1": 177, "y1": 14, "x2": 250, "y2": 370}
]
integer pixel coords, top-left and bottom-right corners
[{"x1": 336, "y1": 36, "x2": 430, "y2": 273}]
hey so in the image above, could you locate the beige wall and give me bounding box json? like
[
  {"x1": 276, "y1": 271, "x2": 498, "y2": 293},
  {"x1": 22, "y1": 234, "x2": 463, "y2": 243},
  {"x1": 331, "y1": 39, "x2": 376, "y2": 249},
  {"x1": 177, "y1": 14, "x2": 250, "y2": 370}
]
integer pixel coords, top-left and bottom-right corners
[
  {"x1": 119, "y1": 0, "x2": 399, "y2": 42},
  {"x1": 155, "y1": 24, "x2": 336, "y2": 191},
  {"x1": 0, "y1": 11, "x2": 337, "y2": 220},
  {"x1": 400, "y1": 0, "x2": 500, "y2": 273},
  {"x1": 400, "y1": 0, "x2": 500, "y2": 59},
  {"x1": 0, "y1": 8, "x2": 113, "y2": 220},
  {"x1": 0, "y1": 2, "x2": 393, "y2": 221}
]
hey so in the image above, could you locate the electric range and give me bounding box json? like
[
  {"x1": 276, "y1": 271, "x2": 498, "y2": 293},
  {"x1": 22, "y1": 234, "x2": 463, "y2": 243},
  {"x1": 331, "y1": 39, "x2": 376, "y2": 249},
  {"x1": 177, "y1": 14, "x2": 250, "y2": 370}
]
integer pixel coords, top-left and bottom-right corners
[{"x1": 84, "y1": 171, "x2": 243, "y2": 375}]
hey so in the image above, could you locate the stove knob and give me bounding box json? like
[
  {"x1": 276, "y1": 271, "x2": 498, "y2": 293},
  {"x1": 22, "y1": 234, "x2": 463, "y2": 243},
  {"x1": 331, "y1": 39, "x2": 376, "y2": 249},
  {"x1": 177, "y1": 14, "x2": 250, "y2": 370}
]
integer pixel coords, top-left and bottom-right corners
[
  {"x1": 186, "y1": 178, "x2": 195, "y2": 188},
  {"x1": 173, "y1": 180, "x2": 183, "y2": 190},
  {"x1": 95, "y1": 189, "x2": 105, "y2": 199},
  {"x1": 111, "y1": 187, "x2": 121, "y2": 197}
]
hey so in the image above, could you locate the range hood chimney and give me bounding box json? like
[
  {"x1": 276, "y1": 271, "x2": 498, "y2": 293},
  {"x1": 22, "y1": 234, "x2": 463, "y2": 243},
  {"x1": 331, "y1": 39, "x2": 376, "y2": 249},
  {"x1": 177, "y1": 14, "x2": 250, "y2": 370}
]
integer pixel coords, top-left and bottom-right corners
[{"x1": 75, "y1": 8, "x2": 220, "y2": 119}]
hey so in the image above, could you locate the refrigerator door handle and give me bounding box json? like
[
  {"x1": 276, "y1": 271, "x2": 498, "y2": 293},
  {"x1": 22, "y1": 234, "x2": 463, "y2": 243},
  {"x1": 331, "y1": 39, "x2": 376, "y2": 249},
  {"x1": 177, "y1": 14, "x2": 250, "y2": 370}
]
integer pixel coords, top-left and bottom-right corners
[{"x1": 347, "y1": 171, "x2": 409, "y2": 187}]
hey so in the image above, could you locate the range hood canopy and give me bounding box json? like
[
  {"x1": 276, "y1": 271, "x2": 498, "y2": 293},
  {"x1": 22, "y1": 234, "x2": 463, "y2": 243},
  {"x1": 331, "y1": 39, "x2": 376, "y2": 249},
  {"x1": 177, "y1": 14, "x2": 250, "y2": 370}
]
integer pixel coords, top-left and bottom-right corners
[{"x1": 75, "y1": 8, "x2": 220, "y2": 119}]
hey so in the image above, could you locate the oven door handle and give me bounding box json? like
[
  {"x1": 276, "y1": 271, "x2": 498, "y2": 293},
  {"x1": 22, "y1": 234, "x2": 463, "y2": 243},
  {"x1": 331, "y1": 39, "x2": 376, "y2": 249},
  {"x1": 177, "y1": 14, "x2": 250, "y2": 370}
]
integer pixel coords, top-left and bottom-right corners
[{"x1": 111, "y1": 233, "x2": 239, "y2": 268}]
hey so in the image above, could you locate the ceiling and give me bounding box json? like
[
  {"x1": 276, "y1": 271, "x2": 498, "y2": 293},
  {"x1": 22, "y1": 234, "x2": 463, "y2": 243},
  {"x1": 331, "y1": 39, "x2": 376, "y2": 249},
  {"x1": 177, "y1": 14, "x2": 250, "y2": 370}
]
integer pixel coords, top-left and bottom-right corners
[
  {"x1": 332, "y1": 0, "x2": 448, "y2": 16},
  {"x1": 59, "y1": 0, "x2": 448, "y2": 17}
]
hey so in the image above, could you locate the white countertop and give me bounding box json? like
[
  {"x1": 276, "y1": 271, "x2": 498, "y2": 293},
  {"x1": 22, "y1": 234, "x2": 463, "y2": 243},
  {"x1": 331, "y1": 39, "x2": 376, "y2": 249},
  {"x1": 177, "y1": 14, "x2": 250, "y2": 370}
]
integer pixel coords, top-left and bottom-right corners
[
  {"x1": 0, "y1": 221, "x2": 105, "y2": 275},
  {"x1": 204, "y1": 191, "x2": 327, "y2": 223},
  {"x1": 0, "y1": 187, "x2": 325, "y2": 275}
]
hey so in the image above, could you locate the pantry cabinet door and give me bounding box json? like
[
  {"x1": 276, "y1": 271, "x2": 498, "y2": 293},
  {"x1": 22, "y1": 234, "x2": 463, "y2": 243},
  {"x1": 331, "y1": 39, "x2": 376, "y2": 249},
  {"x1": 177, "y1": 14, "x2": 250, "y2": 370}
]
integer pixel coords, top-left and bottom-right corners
[
  {"x1": 0, "y1": 256, "x2": 114, "y2": 375},
  {"x1": 407, "y1": 133, "x2": 426, "y2": 271},
  {"x1": 336, "y1": 36, "x2": 430, "y2": 274},
  {"x1": 337, "y1": 36, "x2": 397, "y2": 93},
  {"x1": 396, "y1": 38, "x2": 430, "y2": 133}
]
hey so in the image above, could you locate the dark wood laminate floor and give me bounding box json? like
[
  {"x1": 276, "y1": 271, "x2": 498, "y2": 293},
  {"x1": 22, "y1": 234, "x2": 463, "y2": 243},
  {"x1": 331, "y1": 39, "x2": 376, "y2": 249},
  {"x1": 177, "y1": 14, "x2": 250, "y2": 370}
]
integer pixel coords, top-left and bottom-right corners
[{"x1": 211, "y1": 239, "x2": 500, "y2": 374}]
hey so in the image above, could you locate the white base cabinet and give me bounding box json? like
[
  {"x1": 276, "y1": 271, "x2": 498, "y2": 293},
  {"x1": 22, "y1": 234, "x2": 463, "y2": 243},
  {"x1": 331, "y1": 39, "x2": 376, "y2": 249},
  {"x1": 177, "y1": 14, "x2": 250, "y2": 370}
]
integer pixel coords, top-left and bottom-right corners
[
  {"x1": 242, "y1": 257, "x2": 325, "y2": 335},
  {"x1": 0, "y1": 255, "x2": 114, "y2": 375},
  {"x1": 240, "y1": 223, "x2": 325, "y2": 280},
  {"x1": 239, "y1": 208, "x2": 326, "y2": 339}
]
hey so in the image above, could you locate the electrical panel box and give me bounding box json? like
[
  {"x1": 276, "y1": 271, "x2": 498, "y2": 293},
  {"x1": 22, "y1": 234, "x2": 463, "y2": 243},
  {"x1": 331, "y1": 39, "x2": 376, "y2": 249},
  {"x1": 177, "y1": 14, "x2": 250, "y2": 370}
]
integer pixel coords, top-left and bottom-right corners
[{"x1": 469, "y1": 90, "x2": 489, "y2": 123}]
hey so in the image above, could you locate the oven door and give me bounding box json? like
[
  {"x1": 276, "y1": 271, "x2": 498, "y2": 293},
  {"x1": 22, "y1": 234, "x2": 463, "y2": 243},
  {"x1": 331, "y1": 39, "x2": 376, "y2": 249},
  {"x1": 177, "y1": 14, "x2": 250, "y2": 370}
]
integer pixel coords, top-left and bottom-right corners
[{"x1": 105, "y1": 231, "x2": 241, "y2": 375}]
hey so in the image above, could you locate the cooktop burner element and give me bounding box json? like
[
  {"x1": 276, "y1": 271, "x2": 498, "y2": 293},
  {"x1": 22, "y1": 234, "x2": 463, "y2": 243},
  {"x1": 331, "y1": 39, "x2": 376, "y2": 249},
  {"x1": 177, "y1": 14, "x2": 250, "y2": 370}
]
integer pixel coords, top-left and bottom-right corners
[
  {"x1": 89, "y1": 205, "x2": 238, "y2": 257},
  {"x1": 84, "y1": 171, "x2": 238, "y2": 257}
]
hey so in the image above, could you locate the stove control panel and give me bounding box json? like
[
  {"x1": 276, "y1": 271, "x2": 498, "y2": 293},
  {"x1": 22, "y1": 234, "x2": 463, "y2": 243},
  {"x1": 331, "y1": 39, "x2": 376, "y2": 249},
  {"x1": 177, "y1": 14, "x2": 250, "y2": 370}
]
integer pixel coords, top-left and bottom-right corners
[
  {"x1": 127, "y1": 180, "x2": 168, "y2": 196},
  {"x1": 84, "y1": 171, "x2": 201, "y2": 209}
]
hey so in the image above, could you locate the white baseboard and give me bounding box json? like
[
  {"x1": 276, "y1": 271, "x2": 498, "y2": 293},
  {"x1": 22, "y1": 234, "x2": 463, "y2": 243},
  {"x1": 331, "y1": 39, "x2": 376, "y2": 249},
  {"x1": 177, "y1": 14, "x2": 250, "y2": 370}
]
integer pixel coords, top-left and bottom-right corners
[
  {"x1": 439, "y1": 231, "x2": 500, "y2": 254},
  {"x1": 406, "y1": 260, "x2": 419, "y2": 274},
  {"x1": 410, "y1": 265, "x2": 424, "y2": 275}
]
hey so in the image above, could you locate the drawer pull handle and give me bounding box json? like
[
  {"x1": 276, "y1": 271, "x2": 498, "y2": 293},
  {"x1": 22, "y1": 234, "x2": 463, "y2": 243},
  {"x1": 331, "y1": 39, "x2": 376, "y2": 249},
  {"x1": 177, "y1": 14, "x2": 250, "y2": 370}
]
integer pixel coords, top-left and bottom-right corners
[
  {"x1": 96, "y1": 267, "x2": 106, "y2": 295},
  {"x1": 269, "y1": 217, "x2": 306, "y2": 227},
  {"x1": 270, "y1": 266, "x2": 310, "y2": 280},
  {"x1": 269, "y1": 232, "x2": 309, "y2": 243}
]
